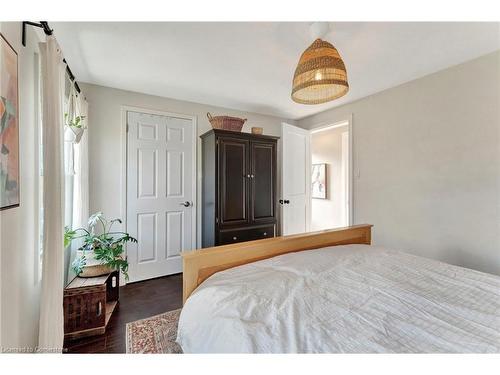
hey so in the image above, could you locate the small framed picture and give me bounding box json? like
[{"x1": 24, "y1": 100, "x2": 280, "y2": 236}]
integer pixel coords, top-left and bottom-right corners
[
  {"x1": 0, "y1": 33, "x2": 20, "y2": 210},
  {"x1": 311, "y1": 163, "x2": 327, "y2": 199}
]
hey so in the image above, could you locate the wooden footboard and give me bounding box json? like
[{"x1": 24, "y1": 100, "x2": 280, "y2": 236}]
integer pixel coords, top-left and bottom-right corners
[{"x1": 181, "y1": 224, "x2": 373, "y2": 304}]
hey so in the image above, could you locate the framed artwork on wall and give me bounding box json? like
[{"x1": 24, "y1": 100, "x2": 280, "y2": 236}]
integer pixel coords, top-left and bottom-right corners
[
  {"x1": 311, "y1": 163, "x2": 327, "y2": 199},
  {"x1": 0, "y1": 33, "x2": 20, "y2": 210}
]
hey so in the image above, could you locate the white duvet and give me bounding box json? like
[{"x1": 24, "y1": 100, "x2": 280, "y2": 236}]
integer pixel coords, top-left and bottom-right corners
[{"x1": 176, "y1": 245, "x2": 500, "y2": 353}]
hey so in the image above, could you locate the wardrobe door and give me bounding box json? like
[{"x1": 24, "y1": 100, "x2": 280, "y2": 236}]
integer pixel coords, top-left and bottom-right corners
[
  {"x1": 250, "y1": 141, "x2": 276, "y2": 224},
  {"x1": 218, "y1": 137, "x2": 250, "y2": 227}
]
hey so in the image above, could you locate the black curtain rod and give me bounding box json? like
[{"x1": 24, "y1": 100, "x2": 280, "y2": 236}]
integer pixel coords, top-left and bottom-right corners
[
  {"x1": 63, "y1": 59, "x2": 81, "y2": 94},
  {"x1": 21, "y1": 21, "x2": 52, "y2": 47},
  {"x1": 22, "y1": 21, "x2": 81, "y2": 94}
]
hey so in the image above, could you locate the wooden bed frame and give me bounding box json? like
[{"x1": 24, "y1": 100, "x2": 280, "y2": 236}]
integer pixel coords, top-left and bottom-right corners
[{"x1": 181, "y1": 224, "x2": 373, "y2": 303}]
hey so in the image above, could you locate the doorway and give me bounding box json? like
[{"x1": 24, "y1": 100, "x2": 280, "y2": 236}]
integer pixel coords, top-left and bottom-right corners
[
  {"x1": 310, "y1": 121, "x2": 351, "y2": 230},
  {"x1": 125, "y1": 108, "x2": 197, "y2": 283}
]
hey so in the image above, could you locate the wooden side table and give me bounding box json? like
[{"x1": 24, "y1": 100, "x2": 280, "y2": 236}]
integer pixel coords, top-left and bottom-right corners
[{"x1": 63, "y1": 271, "x2": 119, "y2": 340}]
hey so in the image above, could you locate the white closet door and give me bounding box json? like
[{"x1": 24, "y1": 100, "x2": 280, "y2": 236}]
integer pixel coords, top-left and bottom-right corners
[
  {"x1": 127, "y1": 111, "x2": 194, "y2": 282},
  {"x1": 281, "y1": 123, "x2": 311, "y2": 235}
]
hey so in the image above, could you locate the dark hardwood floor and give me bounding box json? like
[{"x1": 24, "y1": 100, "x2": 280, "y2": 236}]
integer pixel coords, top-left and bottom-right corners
[{"x1": 64, "y1": 273, "x2": 183, "y2": 353}]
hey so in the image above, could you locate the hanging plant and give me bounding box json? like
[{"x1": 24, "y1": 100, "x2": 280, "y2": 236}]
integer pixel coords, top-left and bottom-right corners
[
  {"x1": 65, "y1": 113, "x2": 85, "y2": 129},
  {"x1": 64, "y1": 113, "x2": 86, "y2": 144},
  {"x1": 64, "y1": 84, "x2": 86, "y2": 144}
]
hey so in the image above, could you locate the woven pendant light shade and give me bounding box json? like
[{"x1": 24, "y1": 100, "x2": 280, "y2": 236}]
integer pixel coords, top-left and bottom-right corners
[{"x1": 291, "y1": 38, "x2": 349, "y2": 104}]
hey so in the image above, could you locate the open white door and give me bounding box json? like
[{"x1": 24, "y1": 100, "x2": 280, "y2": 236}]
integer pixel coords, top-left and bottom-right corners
[
  {"x1": 281, "y1": 123, "x2": 311, "y2": 235},
  {"x1": 127, "y1": 110, "x2": 195, "y2": 282}
]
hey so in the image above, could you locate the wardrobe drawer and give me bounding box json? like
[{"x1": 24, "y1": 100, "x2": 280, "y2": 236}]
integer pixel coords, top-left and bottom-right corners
[
  {"x1": 218, "y1": 229, "x2": 249, "y2": 245},
  {"x1": 218, "y1": 225, "x2": 275, "y2": 245},
  {"x1": 245, "y1": 225, "x2": 275, "y2": 241}
]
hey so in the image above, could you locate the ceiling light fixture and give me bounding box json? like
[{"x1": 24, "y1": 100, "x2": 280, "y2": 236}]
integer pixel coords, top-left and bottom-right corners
[{"x1": 291, "y1": 23, "x2": 349, "y2": 105}]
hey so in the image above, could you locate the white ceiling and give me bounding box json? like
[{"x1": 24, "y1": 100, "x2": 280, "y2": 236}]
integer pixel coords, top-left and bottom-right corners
[{"x1": 53, "y1": 22, "x2": 500, "y2": 120}]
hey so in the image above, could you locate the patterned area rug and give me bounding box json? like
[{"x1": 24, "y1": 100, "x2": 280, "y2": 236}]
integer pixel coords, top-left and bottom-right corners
[{"x1": 126, "y1": 309, "x2": 183, "y2": 354}]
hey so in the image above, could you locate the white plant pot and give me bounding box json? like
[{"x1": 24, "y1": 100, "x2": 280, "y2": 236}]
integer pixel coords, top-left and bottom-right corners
[{"x1": 64, "y1": 126, "x2": 85, "y2": 144}]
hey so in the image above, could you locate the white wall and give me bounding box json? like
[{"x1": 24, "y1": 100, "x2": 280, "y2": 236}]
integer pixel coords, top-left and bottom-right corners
[
  {"x1": 81, "y1": 83, "x2": 292, "y2": 249},
  {"x1": 310, "y1": 126, "x2": 348, "y2": 231},
  {"x1": 0, "y1": 22, "x2": 43, "y2": 349},
  {"x1": 298, "y1": 51, "x2": 500, "y2": 276}
]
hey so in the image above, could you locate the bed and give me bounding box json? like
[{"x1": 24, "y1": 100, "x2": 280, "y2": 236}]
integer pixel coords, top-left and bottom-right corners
[{"x1": 177, "y1": 225, "x2": 500, "y2": 353}]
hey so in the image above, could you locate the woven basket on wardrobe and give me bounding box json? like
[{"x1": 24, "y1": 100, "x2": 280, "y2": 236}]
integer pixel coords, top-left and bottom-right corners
[{"x1": 207, "y1": 112, "x2": 246, "y2": 132}]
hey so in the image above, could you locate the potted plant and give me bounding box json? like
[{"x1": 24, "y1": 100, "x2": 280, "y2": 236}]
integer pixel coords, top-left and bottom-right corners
[
  {"x1": 64, "y1": 113, "x2": 86, "y2": 144},
  {"x1": 65, "y1": 212, "x2": 137, "y2": 279}
]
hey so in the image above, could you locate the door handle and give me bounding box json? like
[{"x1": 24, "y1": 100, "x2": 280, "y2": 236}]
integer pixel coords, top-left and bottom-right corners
[
  {"x1": 279, "y1": 199, "x2": 290, "y2": 205},
  {"x1": 180, "y1": 201, "x2": 193, "y2": 207}
]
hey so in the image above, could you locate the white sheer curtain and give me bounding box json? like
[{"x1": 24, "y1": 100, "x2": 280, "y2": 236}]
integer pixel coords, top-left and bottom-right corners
[
  {"x1": 67, "y1": 94, "x2": 89, "y2": 281},
  {"x1": 38, "y1": 36, "x2": 65, "y2": 352},
  {"x1": 72, "y1": 95, "x2": 89, "y2": 231}
]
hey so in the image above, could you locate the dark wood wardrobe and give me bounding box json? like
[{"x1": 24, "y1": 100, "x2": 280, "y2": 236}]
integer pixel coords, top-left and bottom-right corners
[{"x1": 201, "y1": 129, "x2": 279, "y2": 247}]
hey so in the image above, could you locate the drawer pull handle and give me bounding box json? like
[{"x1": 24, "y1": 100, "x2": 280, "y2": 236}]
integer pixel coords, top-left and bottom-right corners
[
  {"x1": 233, "y1": 236, "x2": 237, "y2": 240},
  {"x1": 263, "y1": 232, "x2": 267, "y2": 236}
]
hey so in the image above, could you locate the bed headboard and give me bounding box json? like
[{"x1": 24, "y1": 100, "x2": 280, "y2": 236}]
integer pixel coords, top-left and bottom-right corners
[{"x1": 181, "y1": 224, "x2": 373, "y2": 304}]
